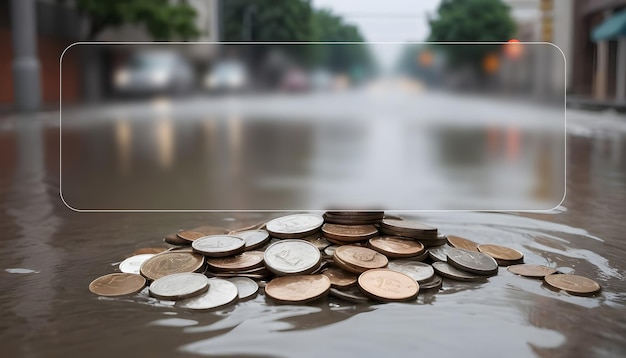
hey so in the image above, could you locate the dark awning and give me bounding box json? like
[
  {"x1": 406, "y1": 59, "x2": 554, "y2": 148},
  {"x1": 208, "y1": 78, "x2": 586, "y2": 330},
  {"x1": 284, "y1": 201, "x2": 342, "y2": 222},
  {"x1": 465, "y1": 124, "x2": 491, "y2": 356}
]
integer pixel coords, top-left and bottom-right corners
[{"x1": 592, "y1": 9, "x2": 626, "y2": 42}]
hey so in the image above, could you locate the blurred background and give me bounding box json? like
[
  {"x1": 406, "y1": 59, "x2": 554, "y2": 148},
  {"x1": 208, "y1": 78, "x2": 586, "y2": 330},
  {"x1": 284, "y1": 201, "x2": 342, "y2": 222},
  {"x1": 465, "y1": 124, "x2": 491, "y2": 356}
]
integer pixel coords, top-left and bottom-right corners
[{"x1": 5, "y1": 0, "x2": 625, "y2": 210}]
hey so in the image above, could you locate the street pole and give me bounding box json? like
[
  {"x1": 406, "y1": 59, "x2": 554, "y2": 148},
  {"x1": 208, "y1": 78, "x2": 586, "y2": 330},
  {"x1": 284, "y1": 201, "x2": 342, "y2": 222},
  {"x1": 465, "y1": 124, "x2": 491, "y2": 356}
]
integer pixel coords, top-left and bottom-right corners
[{"x1": 10, "y1": 0, "x2": 41, "y2": 112}]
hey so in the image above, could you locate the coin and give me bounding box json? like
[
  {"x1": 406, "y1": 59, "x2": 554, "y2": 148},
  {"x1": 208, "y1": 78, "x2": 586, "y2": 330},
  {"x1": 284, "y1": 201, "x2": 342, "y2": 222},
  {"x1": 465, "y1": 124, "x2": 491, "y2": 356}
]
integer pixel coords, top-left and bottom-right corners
[
  {"x1": 189, "y1": 225, "x2": 230, "y2": 236},
  {"x1": 333, "y1": 246, "x2": 388, "y2": 274},
  {"x1": 380, "y1": 219, "x2": 437, "y2": 233},
  {"x1": 131, "y1": 247, "x2": 168, "y2": 256},
  {"x1": 329, "y1": 287, "x2": 370, "y2": 303},
  {"x1": 322, "y1": 224, "x2": 379, "y2": 242},
  {"x1": 227, "y1": 277, "x2": 259, "y2": 301},
  {"x1": 177, "y1": 278, "x2": 239, "y2": 310},
  {"x1": 228, "y1": 221, "x2": 266, "y2": 234},
  {"x1": 177, "y1": 230, "x2": 206, "y2": 242},
  {"x1": 419, "y1": 274, "x2": 443, "y2": 290},
  {"x1": 407, "y1": 249, "x2": 430, "y2": 262},
  {"x1": 323, "y1": 245, "x2": 339, "y2": 258},
  {"x1": 206, "y1": 251, "x2": 265, "y2": 272},
  {"x1": 265, "y1": 275, "x2": 331, "y2": 304},
  {"x1": 164, "y1": 232, "x2": 189, "y2": 245},
  {"x1": 544, "y1": 274, "x2": 601, "y2": 296},
  {"x1": 140, "y1": 252, "x2": 205, "y2": 281},
  {"x1": 321, "y1": 267, "x2": 358, "y2": 289},
  {"x1": 149, "y1": 273, "x2": 209, "y2": 300},
  {"x1": 119, "y1": 254, "x2": 155, "y2": 275},
  {"x1": 231, "y1": 230, "x2": 271, "y2": 251},
  {"x1": 431, "y1": 262, "x2": 485, "y2": 282},
  {"x1": 478, "y1": 244, "x2": 524, "y2": 264},
  {"x1": 357, "y1": 269, "x2": 419, "y2": 302},
  {"x1": 387, "y1": 261, "x2": 434, "y2": 283},
  {"x1": 263, "y1": 239, "x2": 321, "y2": 275},
  {"x1": 89, "y1": 273, "x2": 146, "y2": 296},
  {"x1": 428, "y1": 245, "x2": 452, "y2": 262},
  {"x1": 507, "y1": 264, "x2": 557, "y2": 278},
  {"x1": 447, "y1": 235, "x2": 480, "y2": 252},
  {"x1": 303, "y1": 235, "x2": 332, "y2": 250},
  {"x1": 447, "y1": 248, "x2": 498, "y2": 276},
  {"x1": 368, "y1": 237, "x2": 425, "y2": 258},
  {"x1": 192, "y1": 235, "x2": 246, "y2": 257},
  {"x1": 266, "y1": 214, "x2": 324, "y2": 239}
]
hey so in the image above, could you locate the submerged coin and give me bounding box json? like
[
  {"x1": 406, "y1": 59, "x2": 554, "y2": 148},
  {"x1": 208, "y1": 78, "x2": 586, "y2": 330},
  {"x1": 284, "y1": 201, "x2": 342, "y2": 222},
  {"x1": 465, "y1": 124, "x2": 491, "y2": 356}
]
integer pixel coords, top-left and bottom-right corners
[
  {"x1": 231, "y1": 230, "x2": 271, "y2": 251},
  {"x1": 447, "y1": 235, "x2": 480, "y2": 252},
  {"x1": 507, "y1": 264, "x2": 557, "y2": 278},
  {"x1": 544, "y1": 274, "x2": 601, "y2": 296},
  {"x1": 266, "y1": 214, "x2": 324, "y2": 239},
  {"x1": 322, "y1": 224, "x2": 378, "y2": 242},
  {"x1": 119, "y1": 254, "x2": 155, "y2": 275},
  {"x1": 387, "y1": 261, "x2": 434, "y2": 283},
  {"x1": 149, "y1": 273, "x2": 209, "y2": 301},
  {"x1": 89, "y1": 273, "x2": 146, "y2": 296},
  {"x1": 428, "y1": 245, "x2": 452, "y2": 262},
  {"x1": 322, "y1": 267, "x2": 358, "y2": 289},
  {"x1": 358, "y1": 269, "x2": 419, "y2": 302},
  {"x1": 206, "y1": 251, "x2": 265, "y2": 272},
  {"x1": 478, "y1": 244, "x2": 524, "y2": 262},
  {"x1": 164, "y1": 232, "x2": 189, "y2": 245},
  {"x1": 329, "y1": 287, "x2": 370, "y2": 303},
  {"x1": 140, "y1": 252, "x2": 205, "y2": 281},
  {"x1": 333, "y1": 246, "x2": 388, "y2": 274},
  {"x1": 264, "y1": 239, "x2": 321, "y2": 275},
  {"x1": 368, "y1": 237, "x2": 425, "y2": 258},
  {"x1": 227, "y1": 277, "x2": 259, "y2": 300},
  {"x1": 177, "y1": 230, "x2": 206, "y2": 242},
  {"x1": 177, "y1": 278, "x2": 239, "y2": 310},
  {"x1": 431, "y1": 262, "x2": 485, "y2": 282},
  {"x1": 265, "y1": 275, "x2": 331, "y2": 304},
  {"x1": 192, "y1": 235, "x2": 246, "y2": 257},
  {"x1": 447, "y1": 248, "x2": 498, "y2": 276}
]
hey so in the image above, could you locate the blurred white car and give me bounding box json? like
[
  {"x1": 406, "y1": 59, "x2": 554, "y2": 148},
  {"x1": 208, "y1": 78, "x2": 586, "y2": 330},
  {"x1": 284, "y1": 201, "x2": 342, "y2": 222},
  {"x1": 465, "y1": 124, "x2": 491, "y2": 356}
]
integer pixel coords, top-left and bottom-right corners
[
  {"x1": 204, "y1": 61, "x2": 248, "y2": 92},
  {"x1": 113, "y1": 52, "x2": 194, "y2": 95}
]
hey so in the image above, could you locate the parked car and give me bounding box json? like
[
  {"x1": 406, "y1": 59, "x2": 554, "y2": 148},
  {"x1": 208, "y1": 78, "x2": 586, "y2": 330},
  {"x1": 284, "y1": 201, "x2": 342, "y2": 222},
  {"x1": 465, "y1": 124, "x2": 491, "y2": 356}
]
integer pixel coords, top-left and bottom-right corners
[
  {"x1": 113, "y1": 52, "x2": 194, "y2": 96},
  {"x1": 204, "y1": 60, "x2": 249, "y2": 92}
]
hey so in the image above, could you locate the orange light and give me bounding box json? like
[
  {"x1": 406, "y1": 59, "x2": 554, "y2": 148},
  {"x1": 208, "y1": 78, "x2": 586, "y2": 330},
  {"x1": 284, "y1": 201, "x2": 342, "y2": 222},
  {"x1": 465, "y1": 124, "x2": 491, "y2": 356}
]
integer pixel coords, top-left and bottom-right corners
[
  {"x1": 482, "y1": 53, "x2": 500, "y2": 74},
  {"x1": 417, "y1": 50, "x2": 434, "y2": 67},
  {"x1": 504, "y1": 39, "x2": 523, "y2": 60}
]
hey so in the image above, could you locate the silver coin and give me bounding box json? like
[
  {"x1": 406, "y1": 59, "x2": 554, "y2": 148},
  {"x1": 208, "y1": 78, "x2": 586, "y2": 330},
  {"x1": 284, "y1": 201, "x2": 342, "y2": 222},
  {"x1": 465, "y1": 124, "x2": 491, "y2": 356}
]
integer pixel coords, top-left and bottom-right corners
[
  {"x1": 192, "y1": 235, "x2": 246, "y2": 257},
  {"x1": 419, "y1": 274, "x2": 443, "y2": 290},
  {"x1": 177, "y1": 278, "x2": 239, "y2": 310},
  {"x1": 232, "y1": 230, "x2": 270, "y2": 251},
  {"x1": 431, "y1": 262, "x2": 485, "y2": 282},
  {"x1": 329, "y1": 287, "x2": 370, "y2": 303},
  {"x1": 324, "y1": 245, "x2": 339, "y2": 257},
  {"x1": 264, "y1": 239, "x2": 321, "y2": 275},
  {"x1": 387, "y1": 261, "x2": 435, "y2": 283},
  {"x1": 266, "y1": 214, "x2": 324, "y2": 238},
  {"x1": 428, "y1": 245, "x2": 452, "y2": 262},
  {"x1": 119, "y1": 254, "x2": 155, "y2": 274},
  {"x1": 447, "y1": 248, "x2": 498, "y2": 276},
  {"x1": 227, "y1": 277, "x2": 259, "y2": 301},
  {"x1": 149, "y1": 273, "x2": 209, "y2": 300}
]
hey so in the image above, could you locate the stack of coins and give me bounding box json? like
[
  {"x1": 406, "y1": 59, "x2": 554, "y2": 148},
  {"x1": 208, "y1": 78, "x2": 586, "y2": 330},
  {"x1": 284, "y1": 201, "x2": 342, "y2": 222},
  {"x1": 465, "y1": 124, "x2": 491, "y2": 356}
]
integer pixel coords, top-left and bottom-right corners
[{"x1": 89, "y1": 212, "x2": 603, "y2": 310}]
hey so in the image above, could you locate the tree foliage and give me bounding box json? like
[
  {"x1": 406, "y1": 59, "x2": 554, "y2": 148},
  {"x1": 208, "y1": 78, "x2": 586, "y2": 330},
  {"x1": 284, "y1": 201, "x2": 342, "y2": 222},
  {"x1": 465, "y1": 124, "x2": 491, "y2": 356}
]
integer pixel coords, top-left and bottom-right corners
[{"x1": 74, "y1": 0, "x2": 200, "y2": 40}]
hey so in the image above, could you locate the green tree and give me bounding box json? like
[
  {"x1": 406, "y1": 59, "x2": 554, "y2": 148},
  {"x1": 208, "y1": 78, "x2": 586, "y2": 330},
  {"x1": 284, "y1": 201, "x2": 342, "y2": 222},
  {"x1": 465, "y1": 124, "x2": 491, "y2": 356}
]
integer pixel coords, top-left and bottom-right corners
[
  {"x1": 74, "y1": 0, "x2": 200, "y2": 40},
  {"x1": 427, "y1": 0, "x2": 516, "y2": 69}
]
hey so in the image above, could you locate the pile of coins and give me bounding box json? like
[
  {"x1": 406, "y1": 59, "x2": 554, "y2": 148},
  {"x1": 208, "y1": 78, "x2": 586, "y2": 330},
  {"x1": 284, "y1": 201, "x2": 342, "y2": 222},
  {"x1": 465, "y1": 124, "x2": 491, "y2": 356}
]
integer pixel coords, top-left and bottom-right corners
[{"x1": 89, "y1": 212, "x2": 602, "y2": 310}]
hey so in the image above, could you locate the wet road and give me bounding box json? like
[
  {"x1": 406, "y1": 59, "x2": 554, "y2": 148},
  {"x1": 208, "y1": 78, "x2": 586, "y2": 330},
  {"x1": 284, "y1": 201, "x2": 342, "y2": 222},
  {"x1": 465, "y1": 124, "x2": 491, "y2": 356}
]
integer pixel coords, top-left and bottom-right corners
[{"x1": 0, "y1": 100, "x2": 625, "y2": 357}]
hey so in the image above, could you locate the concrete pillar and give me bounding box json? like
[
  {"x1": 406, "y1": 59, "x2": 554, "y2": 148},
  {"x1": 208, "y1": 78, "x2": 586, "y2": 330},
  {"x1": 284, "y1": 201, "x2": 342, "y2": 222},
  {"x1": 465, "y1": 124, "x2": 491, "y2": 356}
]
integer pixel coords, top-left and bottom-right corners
[
  {"x1": 616, "y1": 37, "x2": 626, "y2": 103},
  {"x1": 595, "y1": 40, "x2": 609, "y2": 100},
  {"x1": 10, "y1": 0, "x2": 41, "y2": 112}
]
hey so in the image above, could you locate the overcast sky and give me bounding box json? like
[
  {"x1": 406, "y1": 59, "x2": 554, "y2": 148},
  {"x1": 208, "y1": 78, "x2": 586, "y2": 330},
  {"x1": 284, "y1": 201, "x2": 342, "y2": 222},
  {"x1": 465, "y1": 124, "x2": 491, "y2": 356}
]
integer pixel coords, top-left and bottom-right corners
[{"x1": 312, "y1": 0, "x2": 442, "y2": 42}]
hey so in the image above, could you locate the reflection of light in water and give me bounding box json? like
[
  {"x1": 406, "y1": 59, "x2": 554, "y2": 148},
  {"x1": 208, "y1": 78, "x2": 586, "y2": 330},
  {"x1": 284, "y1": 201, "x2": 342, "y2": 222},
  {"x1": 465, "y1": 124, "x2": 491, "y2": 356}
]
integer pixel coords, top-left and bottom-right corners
[
  {"x1": 203, "y1": 117, "x2": 216, "y2": 153},
  {"x1": 154, "y1": 117, "x2": 174, "y2": 169},
  {"x1": 114, "y1": 118, "x2": 132, "y2": 173},
  {"x1": 228, "y1": 115, "x2": 242, "y2": 176},
  {"x1": 151, "y1": 96, "x2": 171, "y2": 112}
]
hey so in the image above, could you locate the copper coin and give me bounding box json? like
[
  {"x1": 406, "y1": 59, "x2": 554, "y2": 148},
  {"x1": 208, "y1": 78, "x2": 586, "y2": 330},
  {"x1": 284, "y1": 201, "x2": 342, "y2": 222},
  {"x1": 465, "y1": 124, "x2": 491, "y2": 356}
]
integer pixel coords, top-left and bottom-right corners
[
  {"x1": 322, "y1": 224, "x2": 378, "y2": 242},
  {"x1": 89, "y1": 273, "x2": 146, "y2": 296},
  {"x1": 192, "y1": 235, "x2": 246, "y2": 257},
  {"x1": 177, "y1": 230, "x2": 207, "y2": 242},
  {"x1": 478, "y1": 244, "x2": 524, "y2": 262},
  {"x1": 231, "y1": 230, "x2": 270, "y2": 251},
  {"x1": 358, "y1": 269, "x2": 419, "y2": 302},
  {"x1": 431, "y1": 262, "x2": 485, "y2": 282},
  {"x1": 544, "y1": 274, "x2": 601, "y2": 296},
  {"x1": 263, "y1": 239, "x2": 321, "y2": 276},
  {"x1": 321, "y1": 267, "x2": 358, "y2": 289},
  {"x1": 507, "y1": 264, "x2": 557, "y2": 278},
  {"x1": 386, "y1": 261, "x2": 434, "y2": 283},
  {"x1": 447, "y1": 235, "x2": 480, "y2": 252},
  {"x1": 206, "y1": 251, "x2": 265, "y2": 272},
  {"x1": 380, "y1": 219, "x2": 437, "y2": 232},
  {"x1": 266, "y1": 214, "x2": 324, "y2": 239},
  {"x1": 324, "y1": 236, "x2": 360, "y2": 246},
  {"x1": 368, "y1": 237, "x2": 425, "y2": 258},
  {"x1": 378, "y1": 227, "x2": 439, "y2": 241},
  {"x1": 140, "y1": 252, "x2": 205, "y2": 281},
  {"x1": 447, "y1": 248, "x2": 498, "y2": 276},
  {"x1": 265, "y1": 275, "x2": 331, "y2": 304},
  {"x1": 407, "y1": 250, "x2": 430, "y2": 262},
  {"x1": 131, "y1": 247, "x2": 168, "y2": 256},
  {"x1": 333, "y1": 246, "x2": 388, "y2": 274},
  {"x1": 119, "y1": 254, "x2": 155, "y2": 275},
  {"x1": 149, "y1": 272, "x2": 209, "y2": 300},
  {"x1": 428, "y1": 245, "x2": 452, "y2": 262},
  {"x1": 164, "y1": 232, "x2": 189, "y2": 245},
  {"x1": 329, "y1": 287, "x2": 370, "y2": 303},
  {"x1": 189, "y1": 225, "x2": 230, "y2": 236},
  {"x1": 177, "y1": 278, "x2": 239, "y2": 310}
]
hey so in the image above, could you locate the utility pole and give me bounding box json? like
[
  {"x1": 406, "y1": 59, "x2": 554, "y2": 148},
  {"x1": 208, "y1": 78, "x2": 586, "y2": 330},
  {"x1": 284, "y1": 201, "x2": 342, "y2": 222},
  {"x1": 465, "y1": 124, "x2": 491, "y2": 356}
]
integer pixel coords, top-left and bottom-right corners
[{"x1": 10, "y1": 0, "x2": 41, "y2": 112}]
